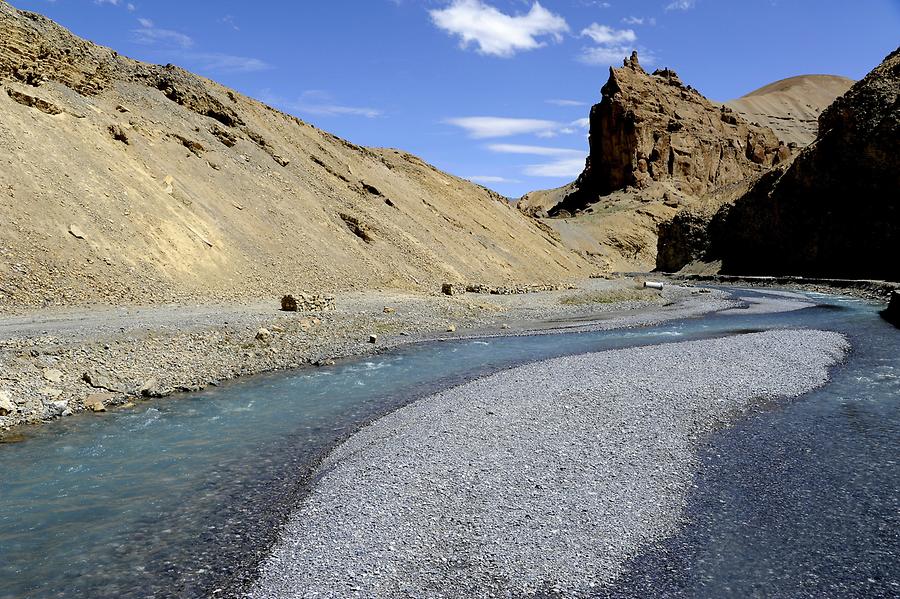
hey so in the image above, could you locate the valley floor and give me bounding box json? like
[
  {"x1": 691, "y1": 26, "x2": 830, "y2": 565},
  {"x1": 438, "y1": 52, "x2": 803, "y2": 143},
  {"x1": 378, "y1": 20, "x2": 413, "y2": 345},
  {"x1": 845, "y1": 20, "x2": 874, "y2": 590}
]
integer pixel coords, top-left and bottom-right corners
[{"x1": 0, "y1": 278, "x2": 730, "y2": 436}]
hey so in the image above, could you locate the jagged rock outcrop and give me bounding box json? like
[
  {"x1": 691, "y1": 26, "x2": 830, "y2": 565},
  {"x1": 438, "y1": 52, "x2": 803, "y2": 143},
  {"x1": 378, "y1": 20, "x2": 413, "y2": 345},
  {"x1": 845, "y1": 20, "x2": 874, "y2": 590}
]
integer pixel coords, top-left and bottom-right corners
[
  {"x1": 666, "y1": 47, "x2": 899, "y2": 279},
  {"x1": 552, "y1": 52, "x2": 787, "y2": 216}
]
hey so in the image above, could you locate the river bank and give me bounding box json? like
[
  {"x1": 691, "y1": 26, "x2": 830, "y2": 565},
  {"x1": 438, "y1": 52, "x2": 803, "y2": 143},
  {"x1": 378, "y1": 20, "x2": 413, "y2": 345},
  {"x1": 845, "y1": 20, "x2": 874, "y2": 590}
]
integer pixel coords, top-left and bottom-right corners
[
  {"x1": 4, "y1": 287, "x2": 892, "y2": 599},
  {"x1": 0, "y1": 278, "x2": 733, "y2": 436}
]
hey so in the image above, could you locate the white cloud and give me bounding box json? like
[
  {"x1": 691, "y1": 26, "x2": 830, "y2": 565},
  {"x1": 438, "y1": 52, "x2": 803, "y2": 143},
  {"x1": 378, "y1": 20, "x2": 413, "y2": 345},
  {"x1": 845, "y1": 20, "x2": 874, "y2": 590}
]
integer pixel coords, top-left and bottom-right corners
[
  {"x1": 572, "y1": 117, "x2": 591, "y2": 129},
  {"x1": 445, "y1": 116, "x2": 561, "y2": 138},
  {"x1": 188, "y1": 53, "x2": 271, "y2": 73},
  {"x1": 127, "y1": 3, "x2": 136, "y2": 11},
  {"x1": 430, "y1": 0, "x2": 569, "y2": 57},
  {"x1": 579, "y1": 45, "x2": 634, "y2": 65},
  {"x1": 487, "y1": 144, "x2": 582, "y2": 156},
  {"x1": 546, "y1": 99, "x2": 586, "y2": 107},
  {"x1": 487, "y1": 144, "x2": 586, "y2": 178},
  {"x1": 578, "y1": 22, "x2": 656, "y2": 67},
  {"x1": 524, "y1": 157, "x2": 586, "y2": 177},
  {"x1": 261, "y1": 90, "x2": 382, "y2": 119},
  {"x1": 665, "y1": 0, "x2": 696, "y2": 10},
  {"x1": 220, "y1": 15, "x2": 239, "y2": 31},
  {"x1": 581, "y1": 23, "x2": 636, "y2": 45},
  {"x1": 622, "y1": 16, "x2": 655, "y2": 26},
  {"x1": 468, "y1": 175, "x2": 520, "y2": 184},
  {"x1": 94, "y1": 0, "x2": 120, "y2": 5},
  {"x1": 133, "y1": 19, "x2": 194, "y2": 49}
]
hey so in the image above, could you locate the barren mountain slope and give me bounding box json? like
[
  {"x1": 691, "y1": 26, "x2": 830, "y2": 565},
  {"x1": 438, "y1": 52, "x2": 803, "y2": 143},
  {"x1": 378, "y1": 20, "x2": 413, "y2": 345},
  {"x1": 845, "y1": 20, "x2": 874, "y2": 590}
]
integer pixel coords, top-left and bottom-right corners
[
  {"x1": 726, "y1": 75, "x2": 855, "y2": 146},
  {"x1": 658, "y1": 48, "x2": 898, "y2": 278},
  {"x1": 0, "y1": 2, "x2": 591, "y2": 310}
]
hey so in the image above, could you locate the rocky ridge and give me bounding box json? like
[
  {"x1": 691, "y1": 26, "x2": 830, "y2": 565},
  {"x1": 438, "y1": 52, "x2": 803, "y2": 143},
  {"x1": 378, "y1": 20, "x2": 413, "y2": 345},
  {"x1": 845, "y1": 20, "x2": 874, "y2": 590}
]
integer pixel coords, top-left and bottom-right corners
[
  {"x1": 517, "y1": 52, "x2": 793, "y2": 273},
  {"x1": 536, "y1": 52, "x2": 788, "y2": 217}
]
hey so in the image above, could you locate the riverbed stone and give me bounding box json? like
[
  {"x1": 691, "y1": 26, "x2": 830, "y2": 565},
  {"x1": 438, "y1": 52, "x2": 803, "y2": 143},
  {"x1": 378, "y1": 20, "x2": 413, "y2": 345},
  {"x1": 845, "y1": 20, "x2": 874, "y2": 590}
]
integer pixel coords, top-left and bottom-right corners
[
  {"x1": 82, "y1": 370, "x2": 127, "y2": 393},
  {"x1": 0, "y1": 390, "x2": 16, "y2": 416},
  {"x1": 42, "y1": 368, "x2": 63, "y2": 383},
  {"x1": 84, "y1": 393, "x2": 111, "y2": 412}
]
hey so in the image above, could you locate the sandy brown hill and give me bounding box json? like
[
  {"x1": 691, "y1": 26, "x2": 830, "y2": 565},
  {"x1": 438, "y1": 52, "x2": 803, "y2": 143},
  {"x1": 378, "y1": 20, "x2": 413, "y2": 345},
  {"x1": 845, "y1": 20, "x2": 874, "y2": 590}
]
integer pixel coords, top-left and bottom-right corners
[
  {"x1": 0, "y1": 2, "x2": 591, "y2": 310},
  {"x1": 726, "y1": 75, "x2": 855, "y2": 146}
]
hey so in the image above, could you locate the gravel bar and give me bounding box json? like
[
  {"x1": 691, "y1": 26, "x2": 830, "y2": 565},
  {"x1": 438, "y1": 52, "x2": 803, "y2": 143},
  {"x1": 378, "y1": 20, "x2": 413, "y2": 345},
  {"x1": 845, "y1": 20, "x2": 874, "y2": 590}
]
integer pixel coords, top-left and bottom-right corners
[{"x1": 250, "y1": 329, "x2": 848, "y2": 598}]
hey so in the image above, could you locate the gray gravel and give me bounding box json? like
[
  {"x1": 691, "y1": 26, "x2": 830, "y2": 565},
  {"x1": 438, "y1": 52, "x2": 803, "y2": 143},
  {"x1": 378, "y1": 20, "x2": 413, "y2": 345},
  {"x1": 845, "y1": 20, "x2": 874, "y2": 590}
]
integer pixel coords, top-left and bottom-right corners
[{"x1": 250, "y1": 329, "x2": 848, "y2": 598}]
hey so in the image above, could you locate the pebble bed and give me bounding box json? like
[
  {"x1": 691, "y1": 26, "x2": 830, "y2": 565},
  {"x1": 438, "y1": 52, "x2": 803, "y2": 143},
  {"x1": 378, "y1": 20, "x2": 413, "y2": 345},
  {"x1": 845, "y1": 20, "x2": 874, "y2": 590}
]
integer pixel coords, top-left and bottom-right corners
[{"x1": 250, "y1": 329, "x2": 848, "y2": 598}]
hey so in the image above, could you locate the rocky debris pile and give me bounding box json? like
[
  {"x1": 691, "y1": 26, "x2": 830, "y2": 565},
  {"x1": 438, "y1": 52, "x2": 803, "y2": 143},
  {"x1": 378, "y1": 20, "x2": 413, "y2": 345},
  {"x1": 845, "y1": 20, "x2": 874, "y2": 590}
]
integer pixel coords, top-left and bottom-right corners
[
  {"x1": 441, "y1": 283, "x2": 461, "y2": 296},
  {"x1": 658, "y1": 47, "x2": 900, "y2": 279},
  {"x1": 550, "y1": 52, "x2": 786, "y2": 217},
  {"x1": 465, "y1": 283, "x2": 574, "y2": 295},
  {"x1": 280, "y1": 294, "x2": 336, "y2": 312},
  {"x1": 443, "y1": 282, "x2": 574, "y2": 296}
]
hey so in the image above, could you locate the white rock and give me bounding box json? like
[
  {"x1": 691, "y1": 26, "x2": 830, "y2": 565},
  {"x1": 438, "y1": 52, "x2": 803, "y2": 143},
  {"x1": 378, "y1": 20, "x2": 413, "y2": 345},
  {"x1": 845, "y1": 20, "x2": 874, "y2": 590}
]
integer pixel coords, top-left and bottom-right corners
[
  {"x1": 0, "y1": 390, "x2": 16, "y2": 416},
  {"x1": 43, "y1": 368, "x2": 63, "y2": 383}
]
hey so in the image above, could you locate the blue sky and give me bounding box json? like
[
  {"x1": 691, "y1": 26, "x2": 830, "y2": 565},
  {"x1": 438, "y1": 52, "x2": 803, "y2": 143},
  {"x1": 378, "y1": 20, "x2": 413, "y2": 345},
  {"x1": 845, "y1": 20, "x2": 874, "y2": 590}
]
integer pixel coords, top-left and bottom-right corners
[{"x1": 13, "y1": 0, "x2": 900, "y2": 197}]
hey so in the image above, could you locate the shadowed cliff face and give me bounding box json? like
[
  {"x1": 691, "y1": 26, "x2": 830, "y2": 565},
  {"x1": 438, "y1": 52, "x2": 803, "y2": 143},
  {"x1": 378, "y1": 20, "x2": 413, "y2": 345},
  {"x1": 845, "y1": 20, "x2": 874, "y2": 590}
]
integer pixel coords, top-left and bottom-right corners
[
  {"x1": 552, "y1": 52, "x2": 787, "y2": 217},
  {"x1": 711, "y1": 47, "x2": 899, "y2": 279}
]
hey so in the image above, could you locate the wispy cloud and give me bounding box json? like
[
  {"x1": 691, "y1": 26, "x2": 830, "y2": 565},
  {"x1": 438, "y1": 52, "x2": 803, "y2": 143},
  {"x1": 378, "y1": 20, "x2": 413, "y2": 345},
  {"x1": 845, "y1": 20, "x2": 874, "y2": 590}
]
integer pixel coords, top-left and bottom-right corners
[
  {"x1": 546, "y1": 99, "x2": 587, "y2": 107},
  {"x1": 133, "y1": 18, "x2": 194, "y2": 48},
  {"x1": 581, "y1": 23, "x2": 636, "y2": 45},
  {"x1": 430, "y1": 0, "x2": 569, "y2": 57},
  {"x1": 445, "y1": 116, "x2": 562, "y2": 138},
  {"x1": 524, "y1": 158, "x2": 585, "y2": 177},
  {"x1": 665, "y1": 0, "x2": 696, "y2": 10},
  {"x1": 467, "y1": 175, "x2": 520, "y2": 184},
  {"x1": 487, "y1": 144, "x2": 586, "y2": 178},
  {"x1": 94, "y1": 0, "x2": 120, "y2": 5},
  {"x1": 487, "y1": 144, "x2": 582, "y2": 156},
  {"x1": 188, "y1": 53, "x2": 271, "y2": 73},
  {"x1": 622, "y1": 16, "x2": 655, "y2": 25},
  {"x1": 220, "y1": 15, "x2": 239, "y2": 31},
  {"x1": 261, "y1": 90, "x2": 383, "y2": 119},
  {"x1": 131, "y1": 18, "x2": 269, "y2": 73}
]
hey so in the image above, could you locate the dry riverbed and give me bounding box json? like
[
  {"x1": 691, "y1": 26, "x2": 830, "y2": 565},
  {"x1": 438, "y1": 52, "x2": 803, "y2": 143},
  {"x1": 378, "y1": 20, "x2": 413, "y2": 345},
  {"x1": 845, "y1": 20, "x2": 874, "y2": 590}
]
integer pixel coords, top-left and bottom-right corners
[{"x1": 0, "y1": 278, "x2": 732, "y2": 436}]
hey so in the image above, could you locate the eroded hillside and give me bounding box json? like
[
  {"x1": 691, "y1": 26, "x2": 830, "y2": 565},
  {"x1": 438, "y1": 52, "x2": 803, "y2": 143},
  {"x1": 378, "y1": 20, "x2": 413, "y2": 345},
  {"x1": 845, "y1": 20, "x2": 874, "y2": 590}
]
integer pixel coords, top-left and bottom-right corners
[
  {"x1": 0, "y1": 2, "x2": 591, "y2": 309},
  {"x1": 518, "y1": 53, "x2": 853, "y2": 273},
  {"x1": 661, "y1": 48, "x2": 899, "y2": 279}
]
